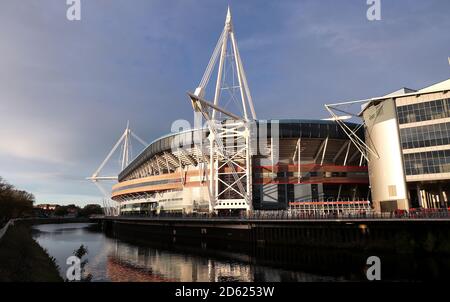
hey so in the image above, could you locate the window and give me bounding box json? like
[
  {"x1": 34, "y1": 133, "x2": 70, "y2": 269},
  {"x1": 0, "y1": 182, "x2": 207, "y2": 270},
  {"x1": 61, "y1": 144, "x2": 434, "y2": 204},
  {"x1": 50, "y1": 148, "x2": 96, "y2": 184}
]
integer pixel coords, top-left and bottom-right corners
[
  {"x1": 403, "y1": 150, "x2": 450, "y2": 175},
  {"x1": 388, "y1": 185, "x2": 397, "y2": 197},
  {"x1": 397, "y1": 98, "x2": 450, "y2": 124},
  {"x1": 400, "y1": 122, "x2": 450, "y2": 149}
]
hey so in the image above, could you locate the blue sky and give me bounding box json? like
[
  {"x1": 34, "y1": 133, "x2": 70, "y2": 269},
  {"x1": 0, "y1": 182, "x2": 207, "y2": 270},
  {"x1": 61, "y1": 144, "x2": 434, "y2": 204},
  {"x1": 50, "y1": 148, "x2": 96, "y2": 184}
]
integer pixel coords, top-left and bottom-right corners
[{"x1": 0, "y1": 0, "x2": 449, "y2": 206}]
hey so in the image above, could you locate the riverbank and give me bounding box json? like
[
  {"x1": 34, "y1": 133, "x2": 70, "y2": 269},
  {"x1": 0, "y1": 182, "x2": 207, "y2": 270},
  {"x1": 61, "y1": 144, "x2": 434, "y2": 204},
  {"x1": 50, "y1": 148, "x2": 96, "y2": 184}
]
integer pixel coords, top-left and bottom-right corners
[{"x1": 0, "y1": 222, "x2": 63, "y2": 282}]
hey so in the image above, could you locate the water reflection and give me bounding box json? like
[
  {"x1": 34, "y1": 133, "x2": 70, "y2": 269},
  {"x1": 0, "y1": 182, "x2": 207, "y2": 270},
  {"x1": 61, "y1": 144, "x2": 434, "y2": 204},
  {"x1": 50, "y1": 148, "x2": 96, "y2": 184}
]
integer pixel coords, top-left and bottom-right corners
[
  {"x1": 32, "y1": 223, "x2": 337, "y2": 281},
  {"x1": 107, "y1": 240, "x2": 339, "y2": 282},
  {"x1": 33, "y1": 223, "x2": 113, "y2": 281},
  {"x1": 32, "y1": 223, "x2": 450, "y2": 282}
]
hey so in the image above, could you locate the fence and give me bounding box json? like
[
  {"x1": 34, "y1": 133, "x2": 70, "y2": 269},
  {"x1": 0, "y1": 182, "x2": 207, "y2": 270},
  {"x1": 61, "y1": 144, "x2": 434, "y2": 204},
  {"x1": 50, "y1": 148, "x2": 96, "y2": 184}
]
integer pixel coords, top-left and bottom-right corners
[
  {"x1": 99, "y1": 208, "x2": 450, "y2": 221},
  {"x1": 0, "y1": 219, "x2": 18, "y2": 242},
  {"x1": 288, "y1": 200, "x2": 372, "y2": 215}
]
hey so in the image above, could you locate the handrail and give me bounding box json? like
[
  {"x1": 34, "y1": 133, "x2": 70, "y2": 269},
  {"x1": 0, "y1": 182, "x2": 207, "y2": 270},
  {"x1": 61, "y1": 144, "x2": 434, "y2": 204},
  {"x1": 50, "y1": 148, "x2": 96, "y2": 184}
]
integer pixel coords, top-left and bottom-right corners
[
  {"x1": 100, "y1": 210, "x2": 450, "y2": 221},
  {"x1": 0, "y1": 219, "x2": 18, "y2": 242}
]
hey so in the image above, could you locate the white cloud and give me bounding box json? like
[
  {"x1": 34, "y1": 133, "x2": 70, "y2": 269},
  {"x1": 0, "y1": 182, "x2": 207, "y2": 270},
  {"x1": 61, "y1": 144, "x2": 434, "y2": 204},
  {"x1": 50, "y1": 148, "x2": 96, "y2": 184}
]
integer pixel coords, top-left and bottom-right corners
[{"x1": 0, "y1": 112, "x2": 74, "y2": 164}]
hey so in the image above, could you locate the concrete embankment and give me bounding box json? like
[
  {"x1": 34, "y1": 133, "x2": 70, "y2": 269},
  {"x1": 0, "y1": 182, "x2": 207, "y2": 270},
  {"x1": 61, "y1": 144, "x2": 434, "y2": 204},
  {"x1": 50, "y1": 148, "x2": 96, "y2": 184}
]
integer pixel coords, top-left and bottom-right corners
[
  {"x1": 0, "y1": 217, "x2": 91, "y2": 281},
  {"x1": 96, "y1": 216, "x2": 450, "y2": 254},
  {"x1": 0, "y1": 222, "x2": 63, "y2": 282}
]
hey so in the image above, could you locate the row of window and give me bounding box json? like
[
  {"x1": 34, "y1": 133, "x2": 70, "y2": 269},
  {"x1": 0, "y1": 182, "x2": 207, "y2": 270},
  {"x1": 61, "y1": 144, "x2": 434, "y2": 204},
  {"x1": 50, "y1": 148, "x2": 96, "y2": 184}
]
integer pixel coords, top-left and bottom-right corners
[
  {"x1": 253, "y1": 171, "x2": 367, "y2": 178},
  {"x1": 159, "y1": 198, "x2": 183, "y2": 203},
  {"x1": 403, "y1": 150, "x2": 450, "y2": 175},
  {"x1": 397, "y1": 98, "x2": 450, "y2": 124},
  {"x1": 400, "y1": 122, "x2": 450, "y2": 149}
]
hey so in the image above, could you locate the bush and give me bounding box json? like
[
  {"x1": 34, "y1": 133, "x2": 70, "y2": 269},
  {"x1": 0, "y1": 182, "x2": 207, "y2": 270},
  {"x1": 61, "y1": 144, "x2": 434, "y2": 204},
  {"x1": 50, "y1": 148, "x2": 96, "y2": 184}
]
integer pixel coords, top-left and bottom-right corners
[
  {"x1": 79, "y1": 204, "x2": 103, "y2": 217},
  {"x1": 0, "y1": 177, "x2": 34, "y2": 223}
]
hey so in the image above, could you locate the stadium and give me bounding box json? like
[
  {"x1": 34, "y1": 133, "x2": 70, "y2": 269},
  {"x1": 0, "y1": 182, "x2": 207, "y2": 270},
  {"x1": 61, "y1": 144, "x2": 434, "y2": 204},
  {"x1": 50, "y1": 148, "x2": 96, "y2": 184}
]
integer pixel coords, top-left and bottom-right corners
[
  {"x1": 109, "y1": 9, "x2": 371, "y2": 216},
  {"x1": 112, "y1": 120, "x2": 370, "y2": 215}
]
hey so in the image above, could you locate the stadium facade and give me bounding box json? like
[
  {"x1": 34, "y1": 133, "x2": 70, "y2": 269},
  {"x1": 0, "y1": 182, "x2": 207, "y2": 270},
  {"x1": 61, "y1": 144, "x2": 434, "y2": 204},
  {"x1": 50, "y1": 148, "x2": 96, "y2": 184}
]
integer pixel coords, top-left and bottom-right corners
[{"x1": 112, "y1": 120, "x2": 370, "y2": 215}]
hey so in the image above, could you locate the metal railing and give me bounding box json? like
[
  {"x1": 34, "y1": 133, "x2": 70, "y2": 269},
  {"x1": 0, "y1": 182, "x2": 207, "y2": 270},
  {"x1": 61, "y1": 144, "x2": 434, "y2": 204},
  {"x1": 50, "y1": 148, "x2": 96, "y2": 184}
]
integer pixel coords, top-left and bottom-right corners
[
  {"x1": 99, "y1": 208, "x2": 450, "y2": 221},
  {"x1": 0, "y1": 219, "x2": 18, "y2": 242}
]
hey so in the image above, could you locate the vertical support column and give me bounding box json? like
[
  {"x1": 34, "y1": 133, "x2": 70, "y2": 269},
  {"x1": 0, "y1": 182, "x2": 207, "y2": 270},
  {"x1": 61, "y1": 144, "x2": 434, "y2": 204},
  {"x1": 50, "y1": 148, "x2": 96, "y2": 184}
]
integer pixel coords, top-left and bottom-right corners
[
  {"x1": 352, "y1": 185, "x2": 358, "y2": 201},
  {"x1": 297, "y1": 138, "x2": 302, "y2": 183},
  {"x1": 245, "y1": 125, "x2": 253, "y2": 212},
  {"x1": 209, "y1": 132, "x2": 215, "y2": 212},
  {"x1": 439, "y1": 183, "x2": 445, "y2": 209},
  {"x1": 337, "y1": 184, "x2": 342, "y2": 201},
  {"x1": 271, "y1": 137, "x2": 275, "y2": 174},
  {"x1": 320, "y1": 137, "x2": 329, "y2": 166},
  {"x1": 416, "y1": 184, "x2": 423, "y2": 208},
  {"x1": 343, "y1": 141, "x2": 351, "y2": 166}
]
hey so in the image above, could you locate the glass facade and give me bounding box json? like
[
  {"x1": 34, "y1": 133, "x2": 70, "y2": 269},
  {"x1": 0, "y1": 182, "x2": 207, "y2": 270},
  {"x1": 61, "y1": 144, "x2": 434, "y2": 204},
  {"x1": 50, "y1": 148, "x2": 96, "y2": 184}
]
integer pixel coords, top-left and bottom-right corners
[
  {"x1": 394, "y1": 96, "x2": 450, "y2": 209},
  {"x1": 400, "y1": 122, "x2": 450, "y2": 149},
  {"x1": 403, "y1": 150, "x2": 450, "y2": 175},
  {"x1": 397, "y1": 98, "x2": 450, "y2": 124}
]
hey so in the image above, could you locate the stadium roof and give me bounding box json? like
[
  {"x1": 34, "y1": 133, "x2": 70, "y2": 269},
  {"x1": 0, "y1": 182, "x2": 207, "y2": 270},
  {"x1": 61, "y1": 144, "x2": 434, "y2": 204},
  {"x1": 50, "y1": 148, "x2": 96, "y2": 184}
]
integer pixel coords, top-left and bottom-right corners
[
  {"x1": 118, "y1": 119, "x2": 363, "y2": 181},
  {"x1": 359, "y1": 78, "x2": 450, "y2": 116}
]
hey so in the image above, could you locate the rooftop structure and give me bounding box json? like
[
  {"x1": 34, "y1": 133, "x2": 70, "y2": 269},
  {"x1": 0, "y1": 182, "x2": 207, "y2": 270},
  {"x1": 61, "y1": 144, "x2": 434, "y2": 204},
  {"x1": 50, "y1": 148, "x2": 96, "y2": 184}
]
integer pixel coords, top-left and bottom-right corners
[{"x1": 326, "y1": 78, "x2": 450, "y2": 212}]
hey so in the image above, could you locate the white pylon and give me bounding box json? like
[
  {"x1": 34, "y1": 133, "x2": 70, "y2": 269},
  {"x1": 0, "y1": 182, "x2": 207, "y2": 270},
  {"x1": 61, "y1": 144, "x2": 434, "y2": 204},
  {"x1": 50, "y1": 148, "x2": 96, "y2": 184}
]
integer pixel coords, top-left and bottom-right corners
[
  {"x1": 189, "y1": 7, "x2": 256, "y2": 213},
  {"x1": 87, "y1": 121, "x2": 148, "y2": 216},
  {"x1": 194, "y1": 6, "x2": 256, "y2": 121}
]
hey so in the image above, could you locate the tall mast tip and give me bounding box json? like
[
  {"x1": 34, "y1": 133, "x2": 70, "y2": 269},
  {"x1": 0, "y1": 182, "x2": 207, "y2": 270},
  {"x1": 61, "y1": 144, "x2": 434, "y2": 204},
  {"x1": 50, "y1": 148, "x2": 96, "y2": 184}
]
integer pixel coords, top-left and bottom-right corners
[{"x1": 225, "y1": 6, "x2": 232, "y2": 24}]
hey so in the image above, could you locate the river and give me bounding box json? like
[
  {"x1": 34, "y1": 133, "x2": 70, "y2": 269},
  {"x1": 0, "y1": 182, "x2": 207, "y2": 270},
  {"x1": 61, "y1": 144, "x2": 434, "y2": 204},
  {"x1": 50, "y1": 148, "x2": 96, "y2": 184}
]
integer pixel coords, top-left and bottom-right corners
[{"x1": 32, "y1": 223, "x2": 449, "y2": 281}]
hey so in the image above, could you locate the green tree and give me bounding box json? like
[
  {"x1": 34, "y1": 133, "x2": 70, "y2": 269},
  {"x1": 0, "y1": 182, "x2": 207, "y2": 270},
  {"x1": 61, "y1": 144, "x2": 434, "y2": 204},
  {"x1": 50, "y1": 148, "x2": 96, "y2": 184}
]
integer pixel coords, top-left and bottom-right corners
[
  {"x1": 53, "y1": 206, "x2": 69, "y2": 217},
  {"x1": 79, "y1": 204, "x2": 103, "y2": 217},
  {"x1": 0, "y1": 177, "x2": 34, "y2": 224},
  {"x1": 53, "y1": 204, "x2": 81, "y2": 217}
]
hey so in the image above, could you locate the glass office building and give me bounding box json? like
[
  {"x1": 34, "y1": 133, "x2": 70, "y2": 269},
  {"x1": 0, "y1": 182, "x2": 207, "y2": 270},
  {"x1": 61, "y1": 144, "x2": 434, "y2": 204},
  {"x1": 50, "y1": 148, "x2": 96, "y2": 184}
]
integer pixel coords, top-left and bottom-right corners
[
  {"x1": 360, "y1": 79, "x2": 450, "y2": 212},
  {"x1": 397, "y1": 93, "x2": 450, "y2": 209}
]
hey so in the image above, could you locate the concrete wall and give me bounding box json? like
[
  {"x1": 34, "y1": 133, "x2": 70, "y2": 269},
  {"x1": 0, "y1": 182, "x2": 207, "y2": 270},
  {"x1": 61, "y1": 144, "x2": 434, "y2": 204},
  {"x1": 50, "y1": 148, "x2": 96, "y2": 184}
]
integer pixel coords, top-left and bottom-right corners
[{"x1": 363, "y1": 99, "x2": 409, "y2": 212}]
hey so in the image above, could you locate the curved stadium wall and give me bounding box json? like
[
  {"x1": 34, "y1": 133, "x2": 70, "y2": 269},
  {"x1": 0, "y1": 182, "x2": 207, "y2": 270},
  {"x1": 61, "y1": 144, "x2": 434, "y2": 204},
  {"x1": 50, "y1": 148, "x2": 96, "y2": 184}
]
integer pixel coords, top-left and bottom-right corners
[{"x1": 112, "y1": 120, "x2": 369, "y2": 214}]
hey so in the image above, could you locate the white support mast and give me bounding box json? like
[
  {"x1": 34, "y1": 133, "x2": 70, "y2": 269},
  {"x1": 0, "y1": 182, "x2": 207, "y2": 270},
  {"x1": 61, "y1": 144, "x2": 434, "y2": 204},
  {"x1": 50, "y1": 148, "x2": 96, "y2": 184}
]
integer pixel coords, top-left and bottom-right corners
[
  {"x1": 87, "y1": 122, "x2": 148, "y2": 216},
  {"x1": 189, "y1": 7, "x2": 256, "y2": 214},
  {"x1": 194, "y1": 6, "x2": 256, "y2": 121}
]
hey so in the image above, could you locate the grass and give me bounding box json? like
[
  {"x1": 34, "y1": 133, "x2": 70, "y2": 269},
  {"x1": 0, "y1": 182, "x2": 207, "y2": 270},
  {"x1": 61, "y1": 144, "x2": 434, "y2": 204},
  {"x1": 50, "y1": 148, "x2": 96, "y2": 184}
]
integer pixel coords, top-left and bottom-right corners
[{"x1": 0, "y1": 223, "x2": 63, "y2": 282}]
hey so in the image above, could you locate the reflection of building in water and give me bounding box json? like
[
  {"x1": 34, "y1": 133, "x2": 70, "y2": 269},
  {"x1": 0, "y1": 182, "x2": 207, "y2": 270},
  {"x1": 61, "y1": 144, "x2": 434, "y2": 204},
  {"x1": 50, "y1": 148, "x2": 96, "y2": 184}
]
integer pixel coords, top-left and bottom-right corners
[
  {"x1": 105, "y1": 240, "x2": 338, "y2": 282},
  {"x1": 107, "y1": 257, "x2": 177, "y2": 282},
  {"x1": 107, "y1": 241, "x2": 253, "y2": 282},
  {"x1": 208, "y1": 261, "x2": 253, "y2": 282}
]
